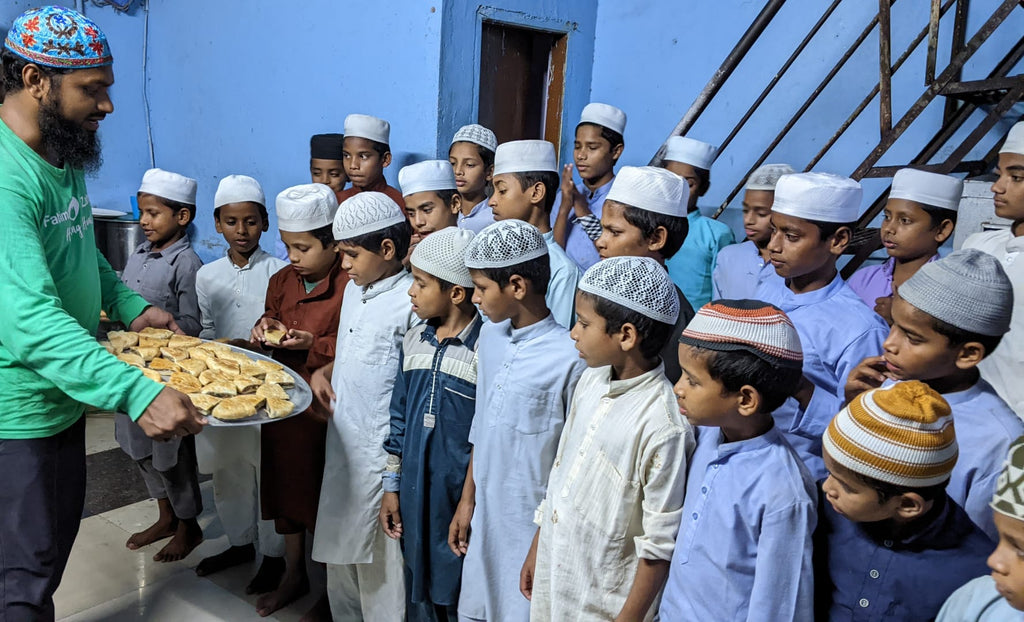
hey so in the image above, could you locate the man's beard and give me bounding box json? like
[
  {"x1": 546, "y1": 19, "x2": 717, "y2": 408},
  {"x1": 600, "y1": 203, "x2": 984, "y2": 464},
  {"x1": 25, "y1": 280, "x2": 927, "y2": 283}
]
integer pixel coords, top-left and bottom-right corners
[{"x1": 38, "y1": 94, "x2": 103, "y2": 173}]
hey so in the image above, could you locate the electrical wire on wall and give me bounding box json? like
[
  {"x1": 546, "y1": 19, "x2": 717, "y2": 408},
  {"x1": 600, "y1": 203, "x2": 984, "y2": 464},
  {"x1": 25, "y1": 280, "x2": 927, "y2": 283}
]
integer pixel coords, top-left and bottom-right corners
[{"x1": 141, "y1": 0, "x2": 154, "y2": 167}]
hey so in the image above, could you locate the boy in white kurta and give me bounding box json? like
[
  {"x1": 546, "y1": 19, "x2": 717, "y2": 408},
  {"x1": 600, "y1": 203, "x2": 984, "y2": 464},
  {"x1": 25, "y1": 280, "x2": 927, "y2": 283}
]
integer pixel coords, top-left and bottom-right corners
[
  {"x1": 521, "y1": 256, "x2": 693, "y2": 621},
  {"x1": 309, "y1": 191, "x2": 416, "y2": 621}
]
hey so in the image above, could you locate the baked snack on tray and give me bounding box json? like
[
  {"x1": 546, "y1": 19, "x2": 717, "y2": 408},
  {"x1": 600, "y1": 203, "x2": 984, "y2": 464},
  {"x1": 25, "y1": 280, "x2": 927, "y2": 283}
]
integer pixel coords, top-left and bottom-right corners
[
  {"x1": 188, "y1": 393, "x2": 221, "y2": 416},
  {"x1": 265, "y1": 398, "x2": 295, "y2": 419},
  {"x1": 168, "y1": 335, "x2": 202, "y2": 349},
  {"x1": 263, "y1": 369, "x2": 294, "y2": 388},
  {"x1": 256, "y1": 383, "x2": 289, "y2": 401},
  {"x1": 139, "y1": 327, "x2": 174, "y2": 340},
  {"x1": 201, "y1": 381, "x2": 237, "y2": 398},
  {"x1": 178, "y1": 359, "x2": 207, "y2": 376}
]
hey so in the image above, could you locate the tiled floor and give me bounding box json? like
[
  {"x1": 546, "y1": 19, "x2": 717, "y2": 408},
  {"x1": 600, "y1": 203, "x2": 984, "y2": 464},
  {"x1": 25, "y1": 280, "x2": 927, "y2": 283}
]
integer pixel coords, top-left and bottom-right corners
[{"x1": 56, "y1": 414, "x2": 324, "y2": 621}]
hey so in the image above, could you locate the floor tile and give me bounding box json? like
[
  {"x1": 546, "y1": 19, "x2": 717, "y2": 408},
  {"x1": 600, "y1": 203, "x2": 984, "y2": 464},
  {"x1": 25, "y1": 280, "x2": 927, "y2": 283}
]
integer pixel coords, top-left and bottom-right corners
[{"x1": 84, "y1": 412, "x2": 119, "y2": 455}]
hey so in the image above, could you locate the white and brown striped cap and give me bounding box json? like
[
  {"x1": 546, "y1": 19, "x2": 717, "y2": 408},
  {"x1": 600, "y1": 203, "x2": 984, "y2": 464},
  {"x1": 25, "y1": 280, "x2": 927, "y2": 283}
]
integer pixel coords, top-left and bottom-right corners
[{"x1": 679, "y1": 300, "x2": 803, "y2": 369}]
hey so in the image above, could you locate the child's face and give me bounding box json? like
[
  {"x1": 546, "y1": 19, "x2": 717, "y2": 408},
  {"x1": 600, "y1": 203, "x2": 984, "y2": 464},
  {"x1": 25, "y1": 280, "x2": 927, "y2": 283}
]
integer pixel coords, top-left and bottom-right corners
[
  {"x1": 664, "y1": 161, "x2": 701, "y2": 210},
  {"x1": 988, "y1": 512, "x2": 1024, "y2": 611},
  {"x1": 741, "y1": 190, "x2": 774, "y2": 246},
  {"x1": 674, "y1": 344, "x2": 737, "y2": 427},
  {"x1": 449, "y1": 142, "x2": 492, "y2": 199},
  {"x1": 408, "y1": 266, "x2": 451, "y2": 321},
  {"x1": 342, "y1": 137, "x2": 389, "y2": 189},
  {"x1": 470, "y1": 269, "x2": 517, "y2": 323},
  {"x1": 882, "y1": 296, "x2": 962, "y2": 382},
  {"x1": 573, "y1": 124, "x2": 618, "y2": 183},
  {"x1": 569, "y1": 293, "x2": 623, "y2": 367},
  {"x1": 880, "y1": 199, "x2": 948, "y2": 261},
  {"x1": 992, "y1": 152, "x2": 1024, "y2": 223},
  {"x1": 766, "y1": 212, "x2": 840, "y2": 280},
  {"x1": 595, "y1": 201, "x2": 660, "y2": 261},
  {"x1": 280, "y1": 230, "x2": 339, "y2": 282},
  {"x1": 821, "y1": 449, "x2": 901, "y2": 523},
  {"x1": 339, "y1": 240, "x2": 395, "y2": 287},
  {"x1": 215, "y1": 202, "x2": 267, "y2": 257},
  {"x1": 489, "y1": 174, "x2": 534, "y2": 222},
  {"x1": 310, "y1": 158, "x2": 348, "y2": 194},
  {"x1": 138, "y1": 194, "x2": 189, "y2": 249},
  {"x1": 404, "y1": 191, "x2": 459, "y2": 240}
]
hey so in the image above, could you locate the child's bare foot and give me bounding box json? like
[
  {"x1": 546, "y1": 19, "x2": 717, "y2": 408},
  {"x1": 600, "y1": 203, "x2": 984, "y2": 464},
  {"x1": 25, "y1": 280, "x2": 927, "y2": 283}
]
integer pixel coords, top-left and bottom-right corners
[
  {"x1": 153, "y1": 518, "x2": 203, "y2": 562},
  {"x1": 246, "y1": 555, "x2": 286, "y2": 594},
  {"x1": 125, "y1": 515, "x2": 177, "y2": 550},
  {"x1": 196, "y1": 543, "x2": 255, "y2": 576},
  {"x1": 255, "y1": 570, "x2": 309, "y2": 617},
  {"x1": 297, "y1": 593, "x2": 330, "y2": 622}
]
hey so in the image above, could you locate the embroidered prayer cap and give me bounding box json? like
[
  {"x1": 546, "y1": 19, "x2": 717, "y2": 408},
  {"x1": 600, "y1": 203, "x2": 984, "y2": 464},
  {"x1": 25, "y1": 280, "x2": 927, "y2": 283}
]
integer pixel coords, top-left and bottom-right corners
[
  {"x1": 745, "y1": 163, "x2": 796, "y2": 191},
  {"x1": 606, "y1": 166, "x2": 689, "y2": 217},
  {"x1": 214, "y1": 175, "x2": 264, "y2": 208},
  {"x1": 771, "y1": 172, "x2": 863, "y2": 223},
  {"x1": 333, "y1": 191, "x2": 405, "y2": 240},
  {"x1": 343, "y1": 114, "x2": 390, "y2": 145},
  {"x1": 410, "y1": 226, "x2": 475, "y2": 288},
  {"x1": 492, "y1": 140, "x2": 558, "y2": 176},
  {"x1": 899, "y1": 248, "x2": 1012, "y2": 337},
  {"x1": 663, "y1": 136, "x2": 717, "y2": 170},
  {"x1": 464, "y1": 219, "x2": 548, "y2": 269},
  {"x1": 275, "y1": 183, "x2": 338, "y2": 233},
  {"x1": 399, "y1": 160, "x2": 457, "y2": 197},
  {"x1": 889, "y1": 168, "x2": 964, "y2": 212},
  {"x1": 579, "y1": 256, "x2": 679, "y2": 324},
  {"x1": 579, "y1": 102, "x2": 627, "y2": 136},
  {"x1": 4, "y1": 6, "x2": 112, "y2": 69},
  {"x1": 678, "y1": 300, "x2": 803, "y2": 369},
  {"x1": 310, "y1": 133, "x2": 345, "y2": 160},
  {"x1": 451, "y1": 124, "x2": 498, "y2": 153},
  {"x1": 823, "y1": 381, "x2": 957, "y2": 488},
  {"x1": 999, "y1": 121, "x2": 1024, "y2": 156},
  {"x1": 991, "y1": 435, "x2": 1024, "y2": 521},
  {"x1": 138, "y1": 168, "x2": 197, "y2": 206}
]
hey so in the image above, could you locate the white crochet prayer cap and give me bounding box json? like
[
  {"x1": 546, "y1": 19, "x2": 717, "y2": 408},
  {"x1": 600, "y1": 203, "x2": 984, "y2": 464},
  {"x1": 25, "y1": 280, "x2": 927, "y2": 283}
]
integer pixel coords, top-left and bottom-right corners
[
  {"x1": 464, "y1": 220, "x2": 548, "y2": 269},
  {"x1": 889, "y1": 168, "x2": 963, "y2": 212},
  {"x1": 451, "y1": 124, "x2": 498, "y2": 153},
  {"x1": 746, "y1": 163, "x2": 796, "y2": 191},
  {"x1": 606, "y1": 166, "x2": 689, "y2": 217},
  {"x1": 579, "y1": 102, "x2": 627, "y2": 135},
  {"x1": 333, "y1": 191, "x2": 406, "y2": 240},
  {"x1": 579, "y1": 256, "x2": 679, "y2": 324},
  {"x1": 275, "y1": 183, "x2": 338, "y2": 232},
  {"x1": 138, "y1": 168, "x2": 197, "y2": 205},
  {"x1": 664, "y1": 136, "x2": 717, "y2": 169},
  {"x1": 410, "y1": 227, "x2": 475, "y2": 288},
  {"x1": 343, "y1": 113, "x2": 390, "y2": 144},
  {"x1": 214, "y1": 175, "x2": 265, "y2": 208},
  {"x1": 772, "y1": 172, "x2": 863, "y2": 223},
  {"x1": 399, "y1": 160, "x2": 457, "y2": 197},
  {"x1": 999, "y1": 121, "x2": 1024, "y2": 156},
  {"x1": 492, "y1": 140, "x2": 558, "y2": 176}
]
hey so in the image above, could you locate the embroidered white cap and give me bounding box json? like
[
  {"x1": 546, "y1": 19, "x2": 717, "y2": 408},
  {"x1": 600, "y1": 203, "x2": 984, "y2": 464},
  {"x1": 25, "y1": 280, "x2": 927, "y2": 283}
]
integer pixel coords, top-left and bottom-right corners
[
  {"x1": 606, "y1": 166, "x2": 689, "y2": 217},
  {"x1": 451, "y1": 124, "x2": 498, "y2": 153},
  {"x1": 771, "y1": 172, "x2": 863, "y2": 223},
  {"x1": 214, "y1": 175, "x2": 265, "y2": 208},
  {"x1": 999, "y1": 121, "x2": 1024, "y2": 156},
  {"x1": 333, "y1": 191, "x2": 406, "y2": 240},
  {"x1": 464, "y1": 219, "x2": 548, "y2": 269},
  {"x1": 745, "y1": 163, "x2": 796, "y2": 191},
  {"x1": 889, "y1": 168, "x2": 963, "y2": 212},
  {"x1": 276, "y1": 183, "x2": 338, "y2": 232},
  {"x1": 579, "y1": 256, "x2": 679, "y2": 324},
  {"x1": 579, "y1": 102, "x2": 627, "y2": 135},
  {"x1": 493, "y1": 140, "x2": 558, "y2": 176},
  {"x1": 663, "y1": 136, "x2": 717, "y2": 169},
  {"x1": 399, "y1": 160, "x2": 457, "y2": 197},
  {"x1": 410, "y1": 226, "x2": 475, "y2": 288},
  {"x1": 138, "y1": 168, "x2": 197, "y2": 205},
  {"x1": 343, "y1": 113, "x2": 390, "y2": 144}
]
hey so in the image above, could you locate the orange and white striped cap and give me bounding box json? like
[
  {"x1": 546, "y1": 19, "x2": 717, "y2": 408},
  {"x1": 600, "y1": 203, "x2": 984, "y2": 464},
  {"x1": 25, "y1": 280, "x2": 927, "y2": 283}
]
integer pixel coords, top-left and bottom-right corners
[{"x1": 824, "y1": 381, "x2": 957, "y2": 487}]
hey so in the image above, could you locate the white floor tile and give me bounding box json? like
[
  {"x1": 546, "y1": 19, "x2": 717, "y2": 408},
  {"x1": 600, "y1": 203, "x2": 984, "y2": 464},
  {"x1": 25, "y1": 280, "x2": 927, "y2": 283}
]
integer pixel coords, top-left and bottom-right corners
[{"x1": 84, "y1": 411, "x2": 119, "y2": 455}]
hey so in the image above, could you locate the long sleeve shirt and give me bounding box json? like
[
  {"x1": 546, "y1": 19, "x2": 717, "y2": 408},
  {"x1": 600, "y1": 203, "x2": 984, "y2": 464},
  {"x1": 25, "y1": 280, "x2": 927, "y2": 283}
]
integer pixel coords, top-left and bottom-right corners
[
  {"x1": 458, "y1": 315, "x2": 586, "y2": 622},
  {"x1": 542, "y1": 231, "x2": 582, "y2": 330},
  {"x1": 937, "y1": 575, "x2": 1024, "y2": 621},
  {"x1": 666, "y1": 210, "x2": 735, "y2": 309},
  {"x1": 659, "y1": 425, "x2": 817, "y2": 622},
  {"x1": 383, "y1": 315, "x2": 482, "y2": 606},
  {"x1": 549, "y1": 177, "x2": 614, "y2": 271},
  {"x1": 711, "y1": 239, "x2": 781, "y2": 300},
  {"x1": 0, "y1": 115, "x2": 160, "y2": 439},
  {"x1": 195, "y1": 248, "x2": 288, "y2": 340},
  {"x1": 120, "y1": 236, "x2": 204, "y2": 337},
  {"x1": 530, "y1": 364, "x2": 693, "y2": 622}
]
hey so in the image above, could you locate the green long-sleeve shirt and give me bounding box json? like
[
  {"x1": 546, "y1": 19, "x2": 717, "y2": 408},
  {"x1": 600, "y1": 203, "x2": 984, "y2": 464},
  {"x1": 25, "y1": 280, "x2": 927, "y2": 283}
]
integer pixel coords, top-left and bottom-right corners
[{"x1": 0, "y1": 114, "x2": 162, "y2": 439}]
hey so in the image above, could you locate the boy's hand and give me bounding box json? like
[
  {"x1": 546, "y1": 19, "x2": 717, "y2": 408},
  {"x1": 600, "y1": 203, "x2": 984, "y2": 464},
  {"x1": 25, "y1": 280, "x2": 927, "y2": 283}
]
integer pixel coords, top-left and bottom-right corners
[
  {"x1": 559, "y1": 164, "x2": 580, "y2": 213},
  {"x1": 310, "y1": 364, "x2": 336, "y2": 408},
  {"x1": 137, "y1": 387, "x2": 207, "y2": 441},
  {"x1": 278, "y1": 329, "x2": 314, "y2": 350},
  {"x1": 447, "y1": 498, "x2": 474, "y2": 556},
  {"x1": 844, "y1": 355, "x2": 890, "y2": 404},
  {"x1": 519, "y1": 529, "x2": 540, "y2": 601},
  {"x1": 873, "y1": 295, "x2": 894, "y2": 325},
  {"x1": 251, "y1": 318, "x2": 286, "y2": 345},
  {"x1": 130, "y1": 306, "x2": 184, "y2": 335},
  {"x1": 379, "y1": 492, "x2": 403, "y2": 539}
]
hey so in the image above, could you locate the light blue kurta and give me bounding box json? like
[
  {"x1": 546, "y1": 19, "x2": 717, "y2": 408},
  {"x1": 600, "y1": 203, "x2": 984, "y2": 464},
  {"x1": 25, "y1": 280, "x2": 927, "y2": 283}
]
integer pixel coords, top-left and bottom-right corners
[
  {"x1": 458, "y1": 199, "x2": 495, "y2": 234},
  {"x1": 659, "y1": 425, "x2": 817, "y2": 622},
  {"x1": 458, "y1": 315, "x2": 586, "y2": 622},
  {"x1": 755, "y1": 274, "x2": 889, "y2": 479},
  {"x1": 549, "y1": 177, "x2": 614, "y2": 271},
  {"x1": 711, "y1": 239, "x2": 780, "y2": 301},
  {"x1": 666, "y1": 210, "x2": 735, "y2": 310},
  {"x1": 542, "y1": 231, "x2": 581, "y2": 330},
  {"x1": 937, "y1": 575, "x2": 1024, "y2": 621}
]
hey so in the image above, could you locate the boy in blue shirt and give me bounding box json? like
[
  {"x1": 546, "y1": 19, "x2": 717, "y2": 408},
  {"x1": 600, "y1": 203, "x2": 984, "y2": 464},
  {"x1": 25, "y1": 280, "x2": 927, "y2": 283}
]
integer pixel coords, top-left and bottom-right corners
[
  {"x1": 449, "y1": 124, "x2": 497, "y2": 234},
  {"x1": 379, "y1": 227, "x2": 481, "y2": 622},
  {"x1": 551, "y1": 102, "x2": 626, "y2": 271},
  {"x1": 845, "y1": 249, "x2": 1020, "y2": 542},
  {"x1": 660, "y1": 299, "x2": 817, "y2": 621},
  {"x1": 815, "y1": 381, "x2": 991, "y2": 620},
  {"x1": 662, "y1": 135, "x2": 735, "y2": 309},
  {"x1": 452, "y1": 220, "x2": 586, "y2": 622},
  {"x1": 489, "y1": 140, "x2": 580, "y2": 329}
]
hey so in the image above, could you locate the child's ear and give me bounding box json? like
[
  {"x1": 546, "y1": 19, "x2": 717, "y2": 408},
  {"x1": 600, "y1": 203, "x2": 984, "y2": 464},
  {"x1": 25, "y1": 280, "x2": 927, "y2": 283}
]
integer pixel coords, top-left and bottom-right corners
[
  {"x1": 382, "y1": 151, "x2": 392, "y2": 168},
  {"x1": 450, "y1": 193, "x2": 463, "y2": 215},
  {"x1": 176, "y1": 208, "x2": 193, "y2": 227},
  {"x1": 954, "y1": 341, "x2": 986, "y2": 369},
  {"x1": 735, "y1": 385, "x2": 762, "y2": 416},
  {"x1": 530, "y1": 181, "x2": 547, "y2": 207},
  {"x1": 379, "y1": 238, "x2": 397, "y2": 261},
  {"x1": 828, "y1": 226, "x2": 852, "y2": 256},
  {"x1": 485, "y1": 165, "x2": 494, "y2": 184},
  {"x1": 611, "y1": 142, "x2": 624, "y2": 161},
  {"x1": 933, "y1": 218, "x2": 955, "y2": 245},
  {"x1": 895, "y1": 492, "x2": 929, "y2": 521},
  {"x1": 618, "y1": 322, "x2": 640, "y2": 353},
  {"x1": 647, "y1": 226, "x2": 669, "y2": 254},
  {"x1": 449, "y1": 285, "x2": 467, "y2": 306},
  {"x1": 214, "y1": 217, "x2": 224, "y2": 235},
  {"x1": 508, "y1": 274, "x2": 529, "y2": 300}
]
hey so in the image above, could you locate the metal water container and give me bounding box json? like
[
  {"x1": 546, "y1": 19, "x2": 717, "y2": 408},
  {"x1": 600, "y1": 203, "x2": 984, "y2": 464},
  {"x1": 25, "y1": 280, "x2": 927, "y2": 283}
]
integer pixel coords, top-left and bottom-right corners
[{"x1": 94, "y1": 216, "x2": 144, "y2": 276}]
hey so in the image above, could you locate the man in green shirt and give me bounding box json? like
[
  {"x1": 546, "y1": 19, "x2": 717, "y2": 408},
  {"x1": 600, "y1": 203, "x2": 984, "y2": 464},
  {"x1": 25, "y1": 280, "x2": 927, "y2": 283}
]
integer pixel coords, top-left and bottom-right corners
[{"x1": 0, "y1": 7, "x2": 205, "y2": 619}]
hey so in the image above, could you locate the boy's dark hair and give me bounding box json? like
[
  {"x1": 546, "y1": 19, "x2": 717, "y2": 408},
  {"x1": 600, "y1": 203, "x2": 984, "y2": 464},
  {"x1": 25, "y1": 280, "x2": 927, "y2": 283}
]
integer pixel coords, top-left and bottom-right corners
[
  {"x1": 213, "y1": 201, "x2": 269, "y2": 224},
  {"x1": 613, "y1": 200, "x2": 690, "y2": 259},
  {"x1": 137, "y1": 192, "x2": 195, "y2": 225},
  {"x1": 310, "y1": 224, "x2": 336, "y2": 248},
  {"x1": 1, "y1": 49, "x2": 72, "y2": 93},
  {"x1": 513, "y1": 171, "x2": 559, "y2": 212},
  {"x1": 693, "y1": 166, "x2": 711, "y2": 196},
  {"x1": 855, "y1": 471, "x2": 948, "y2": 504},
  {"x1": 339, "y1": 219, "x2": 412, "y2": 260},
  {"x1": 475, "y1": 255, "x2": 551, "y2": 297},
  {"x1": 930, "y1": 314, "x2": 1003, "y2": 358},
  {"x1": 449, "y1": 142, "x2": 496, "y2": 170},
  {"x1": 805, "y1": 218, "x2": 854, "y2": 241},
  {"x1": 581, "y1": 291, "x2": 672, "y2": 360},
  {"x1": 694, "y1": 346, "x2": 802, "y2": 413},
  {"x1": 922, "y1": 205, "x2": 958, "y2": 229},
  {"x1": 368, "y1": 139, "x2": 390, "y2": 158},
  {"x1": 577, "y1": 122, "x2": 625, "y2": 163},
  {"x1": 434, "y1": 189, "x2": 459, "y2": 207},
  {"x1": 424, "y1": 272, "x2": 475, "y2": 298}
]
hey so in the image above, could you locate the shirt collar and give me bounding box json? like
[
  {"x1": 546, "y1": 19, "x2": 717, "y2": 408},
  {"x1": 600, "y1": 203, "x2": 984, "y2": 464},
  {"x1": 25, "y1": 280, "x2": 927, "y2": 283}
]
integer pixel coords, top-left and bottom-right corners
[
  {"x1": 710, "y1": 422, "x2": 783, "y2": 460},
  {"x1": 879, "y1": 253, "x2": 940, "y2": 278},
  {"x1": 509, "y1": 313, "x2": 560, "y2": 344},
  {"x1": 778, "y1": 271, "x2": 846, "y2": 307},
  {"x1": 357, "y1": 177, "x2": 390, "y2": 194},
  {"x1": 362, "y1": 269, "x2": 410, "y2": 301},
  {"x1": 1006, "y1": 233, "x2": 1024, "y2": 253},
  {"x1": 421, "y1": 313, "x2": 484, "y2": 349},
  {"x1": 136, "y1": 235, "x2": 191, "y2": 261},
  {"x1": 461, "y1": 199, "x2": 488, "y2": 220},
  {"x1": 224, "y1": 247, "x2": 269, "y2": 272},
  {"x1": 687, "y1": 210, "x2": 702, "y2": 223},
  {"x1": 603, "y1": 363, "x2": 666, "y2": 398},
  {"x1": 584, "y1": 176, "x2": 614, "y2": 202},
  {"x1": 861, "y1": 494, "x2": 963, "y2": 549},
  {"x1": 940, "y1": 377, "x2": 988, "y2": 407}
]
